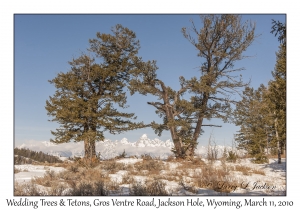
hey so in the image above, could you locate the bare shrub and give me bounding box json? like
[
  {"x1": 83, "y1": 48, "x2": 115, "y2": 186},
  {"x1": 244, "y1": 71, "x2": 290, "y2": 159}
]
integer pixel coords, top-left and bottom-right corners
[
  {"x1": 141, "y1": 154, "x2": 153, "y2": 160},
  {"x1": 122, "y1": 173, "x2": 134, "y2": 184},
  {"x1": 67, "y1": 164, "x2": 79, "y2": 173},
  {"x1": 115, "y1": 150, "x2": 127, "y2": 159},
  {"x1": 207, "y1": 134, "x2": 219, "y2": 162},
  {"x1": 69, "y1": 181, "x2": 94, "y2": 196},
  {"x1": 67, "y1": 180, "x2": 109, "y2": 196},
  {"x1": 134, "y1": 159, "x2": 165, "y2": 174},
  {"x1": 106, "y1": 181, "x2": 120, "y2": 192},
  {"x1": 176, "y1": 158, "x2": 206, "y2": 171},
  {"x1": 192, "y1": 164, "x2": 240, "y2": 194},
  {"x1": 100, "y1": 160, "x2": 126, "y2": 172},
  {"x1": 145, "y1": 179, "x2": 169, "y2": 195},
  {"x1": 46, "y1": 184, "x2": 68, "y2": 196},
  {"x1": 33, "y1": 170, "x2": 57, "y2": 187},
  {"x1": 129, "y1": 181, "x2": 148, "y2": 196},
  {"x1": 129, "y1": 179, "x2": 169, "y2": 196},
  {"x1": 14, "y1": 181, "x2": 46, "y2": 196},
  {"x1": 93, "y1": 181, "x2": 109, "y2": 195}
]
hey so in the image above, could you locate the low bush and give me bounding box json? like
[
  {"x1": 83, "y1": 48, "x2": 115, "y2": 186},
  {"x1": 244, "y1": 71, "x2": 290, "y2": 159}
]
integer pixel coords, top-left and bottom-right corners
[
  {"x1": 14, "y1": 181, "x2": 46, "y2": 196},
  {"x1": 252, "y1": 154, "x2": 269, "y2": 164},
  {"x1": 129, "y1": 179, "x2": 169, "y2": 196},
  {"x1": 227, "y1": 150, "x2": 238, "y2": 163},
  {"x1": 134, "y1": 159, "x2": 165, "y2": 173},
  {"x1": 100, "y1": 160, "x2": 127, "y2": 172}
]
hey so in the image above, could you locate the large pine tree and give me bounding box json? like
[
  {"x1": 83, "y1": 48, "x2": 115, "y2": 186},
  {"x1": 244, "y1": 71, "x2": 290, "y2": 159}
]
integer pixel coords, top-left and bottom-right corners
[
  {"x1": 129, "y1": 15, "x2": 257, "y2": 159},
  {"x1": 233, "y1": 20, "x2": 286, "y2": 164},
  {"x1": 45, "y1": 24, "x2": 146, "y2": 160},
  {"x1": 267, "y1": 20, "x2": 286, "y2": 163}
]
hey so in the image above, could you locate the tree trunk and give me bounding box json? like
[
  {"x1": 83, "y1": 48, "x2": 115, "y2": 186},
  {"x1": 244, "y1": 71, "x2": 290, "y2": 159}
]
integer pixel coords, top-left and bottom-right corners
[
  {"x1": 266, "y1": 130, "x2": 269, "y2": 157},
  {"x1": 84, "y1": 138, "x2": 96, "y2": 160},
  {"x1": 275, "y1": 118, "x2": 281, "y2": 164},
  {"x1": 191, "y1": 92, "x2": 209, "y2": 157}
]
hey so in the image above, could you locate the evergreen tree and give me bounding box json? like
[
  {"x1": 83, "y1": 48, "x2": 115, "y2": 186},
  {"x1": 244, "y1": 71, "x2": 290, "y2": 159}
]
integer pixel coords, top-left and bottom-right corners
[
  {"x1": 46, "y1": 24, "x2": 146, "y2": 160},
  {"x1": 129, "y1": 15, "x2": 257, "y2": 159},
  {"x1": 267, "y1": 20, "x2": 286, "y2": 163},
  {"x1": 234, "y1": 85, "x2": 270, "y2": 163},
  {"x1": 233, "y1": 20, "x2": 286, "y2": 164}
]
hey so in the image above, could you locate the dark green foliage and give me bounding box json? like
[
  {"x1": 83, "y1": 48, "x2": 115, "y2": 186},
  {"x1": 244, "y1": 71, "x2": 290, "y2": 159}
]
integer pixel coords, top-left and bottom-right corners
[
  {"x1": 115, "y1": 149, "x2": 127, "y2": 159},
  {"x1": 233, "y1": 20, "x2": 286, "y2": 164},
  {"x1": 234, "y1": 85, "x2": 270, "y2": 162},
  {"x1": 45, "y1": 24, "x2": 147, "y2": 159},
  {"x1": 252, "y1": 154, "x2": 269, "y2": 164},
  {"x1": 129, "y1": 15, "x2": 256, "y2": 159},
  {"x1": 268, "y1": 20, "x2": 286, "y2": 163},
  {"x1": 226, "y1": 150, "x2": 237, "y2": 163},
  {"x1": 14, "y1": 148, "x2": 62, "y2": 164},
  {"x1": 271, "y1": 19, "x2": 286, "y2": 45}
]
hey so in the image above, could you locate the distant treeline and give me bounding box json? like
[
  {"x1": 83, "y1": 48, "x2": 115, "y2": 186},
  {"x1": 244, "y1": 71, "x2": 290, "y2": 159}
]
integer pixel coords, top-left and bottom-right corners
[{"x1": 14, "y1": 148, "x2": 63, "y2": 164}]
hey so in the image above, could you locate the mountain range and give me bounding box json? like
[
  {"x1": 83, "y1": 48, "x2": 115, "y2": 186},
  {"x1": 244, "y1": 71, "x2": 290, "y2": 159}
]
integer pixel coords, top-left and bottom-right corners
[{"x1": 17, "y1": 134, "x2": 235, "y2": 159}]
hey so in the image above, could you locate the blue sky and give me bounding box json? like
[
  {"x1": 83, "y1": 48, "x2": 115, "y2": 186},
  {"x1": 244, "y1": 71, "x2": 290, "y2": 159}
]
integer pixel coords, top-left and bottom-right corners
[{"x1": 15, "y1": 14, "x2": 286, "y2": 146}]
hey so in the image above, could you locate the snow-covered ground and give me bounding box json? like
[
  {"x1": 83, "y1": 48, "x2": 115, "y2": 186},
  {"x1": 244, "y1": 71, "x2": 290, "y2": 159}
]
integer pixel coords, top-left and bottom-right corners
[
  {"x1": 14, "y1": 134, "x2": 285, "y2": 196},
  {"x1": 14, "y1": 165, "x2": 66, "y2": 183},
  {"x1": 14, "y1": 157, "x2": 286, "y2": 196}
]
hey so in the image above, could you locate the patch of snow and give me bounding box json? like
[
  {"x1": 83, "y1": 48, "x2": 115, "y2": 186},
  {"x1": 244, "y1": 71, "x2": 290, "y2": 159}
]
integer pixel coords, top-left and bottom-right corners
[
  {"x1": 116, "y1": 158, "x2": 143, "y2": 165},
  {"x1": 14, "y1": 165, "x2": 65, "y2": 183}
]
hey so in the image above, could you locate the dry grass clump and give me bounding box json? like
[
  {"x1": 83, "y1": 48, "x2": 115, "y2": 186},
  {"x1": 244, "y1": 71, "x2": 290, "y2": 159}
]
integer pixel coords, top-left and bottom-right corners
[
  {"x1": 14, "y1": 182, "x2": 46, "y2": 196},
  {"x1": 252, "y1": 168, "x2": 266, "y2": 175},
  {"x1": 192, "y1": 164, "x2": 240, "y2": 194},
  {"x1": 33, "y1": 170, "x2": 57, "y2": 187},
  {"x1": 156, "y1": 173, "x2": 180, "y2": 182},
  {"x1": 234, "y1": 165, "x2": 251, "y2": 175},
  {"x1": 15, "y1": 152, "x2": 271, "y2": 196},
  {"x1": 99, "y1": 160, "x2": 129, "y2": 172},
  {"x1": 121, "y1": 173, "x2": 135, "y2": 184},
  {"x1": 234, "y1": 165, "x2": 265, "y2": 176},
  {"x1": 129, "y1": 178, "x2": 169, "y2": 196},
  {"x1": 133, "y1": 159, "x2": 166, "y2": 174},
  {"x1": 45, "y1": 183, "x2": 68, "y2": 196},
  {"x1": 42, "y1": 161, "x2": 70, "y2": 168},
  {"x1": 67, "y1": 180, "x2": 109, "y2": 196},
  {"x1": 61, "y1": 167, "x2": 109, "y2": 183},
  {"x1": 176, "y1": 157, "x2": 206, "y2": 170},
  {"x1": 29, "y1": 163, "x2": 111, "y2": 195}
]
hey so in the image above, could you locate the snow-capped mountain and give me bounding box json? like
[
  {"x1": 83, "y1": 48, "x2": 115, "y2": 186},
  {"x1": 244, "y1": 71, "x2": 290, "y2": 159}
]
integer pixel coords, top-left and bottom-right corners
[
  {"x1": 17, "y1": 134, "x2": 175, "y2": 159},
  {"x1": 16, "y1": 134, "x2": 241, "y2": 160}
]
